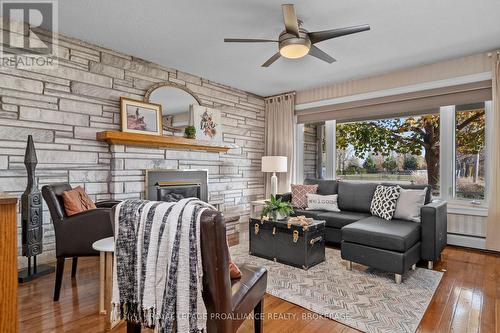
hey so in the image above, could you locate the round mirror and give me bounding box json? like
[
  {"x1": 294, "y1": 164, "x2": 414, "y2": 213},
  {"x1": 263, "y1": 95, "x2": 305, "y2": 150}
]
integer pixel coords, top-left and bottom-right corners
[{"x1": 145, "y1": 83, "x2": 201, "y2": 135}]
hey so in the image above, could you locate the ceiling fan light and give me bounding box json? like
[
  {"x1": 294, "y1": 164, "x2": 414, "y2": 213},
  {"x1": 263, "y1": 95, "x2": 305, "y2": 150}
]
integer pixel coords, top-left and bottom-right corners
[{"x1": 279, "y1": 43, "x2": 310, "y2": 59}]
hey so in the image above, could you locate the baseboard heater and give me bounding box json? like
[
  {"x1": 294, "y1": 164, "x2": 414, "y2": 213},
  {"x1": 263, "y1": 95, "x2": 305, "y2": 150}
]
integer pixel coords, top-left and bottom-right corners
[{"x1": 447, "y1": 232, "x2": 486, "y2": 250}]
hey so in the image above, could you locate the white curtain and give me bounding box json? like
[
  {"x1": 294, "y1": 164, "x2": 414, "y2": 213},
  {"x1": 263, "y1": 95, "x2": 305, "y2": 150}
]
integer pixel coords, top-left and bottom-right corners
[
  {"x1": 264, "y1": 93, "x2": 295, "y2": 197},
  {"x1": 486, "y1": 51, "x2": 500, "y2": 252}
]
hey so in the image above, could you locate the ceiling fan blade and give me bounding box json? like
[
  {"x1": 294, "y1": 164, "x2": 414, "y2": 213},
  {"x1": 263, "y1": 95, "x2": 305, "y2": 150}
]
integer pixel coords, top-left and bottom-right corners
[
  {"x1": 261, "y1": 52, "x2": 281, "y2": 67},
  {"x1": 282, "y1": 4, "x2": 300, "y2": 37},
  {"x1": 308, "y1": 45, "x2": 336, "y2": 63},
  {"x1": 224, "y1": 38, "x2": 278, "y2": 43},
  {"x1": 309, "y1": 24, "x2": 370, "y2": 44}
]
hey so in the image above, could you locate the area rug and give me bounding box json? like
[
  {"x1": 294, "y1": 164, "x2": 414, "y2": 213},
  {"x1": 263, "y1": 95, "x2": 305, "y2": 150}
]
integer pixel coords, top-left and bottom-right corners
[{"x1": 229, "y1": 244, "x2": 443, "y2": 333}]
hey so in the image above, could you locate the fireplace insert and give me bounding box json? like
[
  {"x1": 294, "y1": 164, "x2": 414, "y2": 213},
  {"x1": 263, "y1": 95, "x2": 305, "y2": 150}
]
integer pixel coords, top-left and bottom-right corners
[
  {"x1": 156, "y1": 182, "x2": 201, "y2": 202},
  {"x1": 146, "y1": 170, "x2": 208, "y2": 202}
]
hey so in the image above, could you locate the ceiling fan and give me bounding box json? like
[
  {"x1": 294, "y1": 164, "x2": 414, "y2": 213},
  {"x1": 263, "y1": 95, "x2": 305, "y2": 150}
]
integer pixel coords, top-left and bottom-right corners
[{"x1": 224, "y1": 4, "x2": 370, "y2": 67}]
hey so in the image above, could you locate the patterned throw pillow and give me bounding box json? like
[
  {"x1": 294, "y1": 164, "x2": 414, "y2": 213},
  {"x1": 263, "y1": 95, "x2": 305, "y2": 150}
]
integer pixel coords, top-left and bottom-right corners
[
  {"x1": 291, "y1": 184, "x2": 318, "y2": 208},
  {"x1": 370, "y1": 185, "x2": 402, "y2": 220},
  {"x1": 306, "y1": 193, "x2": 340, "y2": 212}
]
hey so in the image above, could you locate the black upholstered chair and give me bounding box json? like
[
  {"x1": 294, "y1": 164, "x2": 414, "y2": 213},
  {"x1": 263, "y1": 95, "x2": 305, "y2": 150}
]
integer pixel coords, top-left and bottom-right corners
[{"x1": 41, "y1": 183, "x2": 119, "y2": 301}]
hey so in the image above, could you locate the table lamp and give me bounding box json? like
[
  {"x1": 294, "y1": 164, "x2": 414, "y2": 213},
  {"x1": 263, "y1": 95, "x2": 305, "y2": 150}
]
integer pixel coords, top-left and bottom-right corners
[{"x1": 261, "y1": 156, "x2": 288, "y2": 196}]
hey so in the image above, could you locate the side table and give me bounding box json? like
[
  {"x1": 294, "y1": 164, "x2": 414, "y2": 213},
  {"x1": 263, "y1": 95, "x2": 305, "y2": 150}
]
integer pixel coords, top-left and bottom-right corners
[
  {"x1": 250, "y1": 199, "x2": 267, "y2": 218},
  {"x1": 92, "y1": 237, "x2": 117, "y2": 330}
]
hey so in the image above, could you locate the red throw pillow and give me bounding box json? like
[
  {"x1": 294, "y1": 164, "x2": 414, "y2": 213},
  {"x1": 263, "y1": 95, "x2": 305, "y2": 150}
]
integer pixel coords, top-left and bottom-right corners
[
  {"x1": 291, "y1": 184, "x2": 318, "y2": 208},
  {"x1": 62, "y1": 186, "x2": 96, "y2": 216},
  {"x1": 229, "y1": 260, "x2": 242, "y2": 280}
]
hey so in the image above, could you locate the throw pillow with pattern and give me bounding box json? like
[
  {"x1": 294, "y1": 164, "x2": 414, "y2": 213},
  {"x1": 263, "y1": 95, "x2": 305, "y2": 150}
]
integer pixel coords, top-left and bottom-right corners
[
  {"x1": 370, "y1": 185, "x2": 402, "y2": 220},
  {"x1": 291, "y1": 184, "x2": 318, "y2": 209}
]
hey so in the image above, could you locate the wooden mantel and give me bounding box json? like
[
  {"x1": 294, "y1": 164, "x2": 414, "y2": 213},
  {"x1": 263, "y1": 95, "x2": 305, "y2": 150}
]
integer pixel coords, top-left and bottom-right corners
[{"x1": 96, "y1": 131, "x2": 238, "y2": 153}]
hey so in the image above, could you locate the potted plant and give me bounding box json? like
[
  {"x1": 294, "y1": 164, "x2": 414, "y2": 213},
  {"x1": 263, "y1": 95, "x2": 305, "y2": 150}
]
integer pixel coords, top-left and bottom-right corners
[
  {"x1": 184, "y1": 125, "x2": 196, "y2": 139},
  {"x1": 261, "y1": 195, "x2": 294, "y2": 221}
]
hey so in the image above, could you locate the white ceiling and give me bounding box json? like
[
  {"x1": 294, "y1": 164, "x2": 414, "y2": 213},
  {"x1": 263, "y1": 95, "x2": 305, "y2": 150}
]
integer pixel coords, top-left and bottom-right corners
[{"x1": 58, "y1": 0, "x2": 500, "y2": 97}]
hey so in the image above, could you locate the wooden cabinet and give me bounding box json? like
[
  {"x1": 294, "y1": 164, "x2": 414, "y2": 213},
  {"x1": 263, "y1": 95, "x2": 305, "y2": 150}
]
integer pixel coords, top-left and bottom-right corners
[{"x1": 0, "y1": 194, "x2": 18, "y2": 333}]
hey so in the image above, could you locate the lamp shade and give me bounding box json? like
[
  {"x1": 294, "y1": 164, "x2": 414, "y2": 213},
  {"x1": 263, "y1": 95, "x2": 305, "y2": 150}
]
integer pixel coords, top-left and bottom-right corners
[{"x1": 261, "y1": 156, "x2": 287, "y2": 173}]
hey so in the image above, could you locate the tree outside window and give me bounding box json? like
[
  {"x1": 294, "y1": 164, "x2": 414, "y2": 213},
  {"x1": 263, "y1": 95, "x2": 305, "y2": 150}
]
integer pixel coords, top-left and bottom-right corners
[
  {"x1": 455, "y1": 104, "x2": 486, "y2": 200},
  {"x1": 334, "y1": 104, "x2": 486, "y2": 200},
  {"x1": 336, "y1": 112, "x2": 441, "y2": 194}
]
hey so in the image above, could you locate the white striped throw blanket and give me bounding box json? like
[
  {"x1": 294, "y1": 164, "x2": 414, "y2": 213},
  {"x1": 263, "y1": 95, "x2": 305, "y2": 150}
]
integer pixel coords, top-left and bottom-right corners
[{"x1": 111, "y1": 198, "x2": 216, "y2": 333}]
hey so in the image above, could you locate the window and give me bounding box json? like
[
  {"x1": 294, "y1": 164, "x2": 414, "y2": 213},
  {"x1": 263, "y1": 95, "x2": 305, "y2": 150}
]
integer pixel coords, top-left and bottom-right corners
[
  {"x1": 455, "y1": 103, "x2": 486, "y2": 200},
  {"x1": 334, "y1": 111, "x2": 441, "y2": 196},
  {"x1": 298, "y1": 99, "x2": 492, "y2": 205}
]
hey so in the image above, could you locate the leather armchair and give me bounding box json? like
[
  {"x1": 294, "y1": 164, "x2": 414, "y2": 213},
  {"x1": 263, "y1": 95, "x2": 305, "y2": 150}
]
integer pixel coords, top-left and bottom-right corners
[
  {"x1": 121, "y1": 209, "x2": 268, "y2": 333},
  {"x1": 41, "y1": 183, "x2": 119, "y2": 301}
]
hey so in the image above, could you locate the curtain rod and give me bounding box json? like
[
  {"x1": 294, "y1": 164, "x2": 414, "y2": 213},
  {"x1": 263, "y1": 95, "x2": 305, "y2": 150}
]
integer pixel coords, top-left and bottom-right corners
[
  {"x1": 265, "y1": 91, "x2": 296, "y2": 99},
  {"x1": 487, "y1": 50, "x2": 500, "y2": 57}
]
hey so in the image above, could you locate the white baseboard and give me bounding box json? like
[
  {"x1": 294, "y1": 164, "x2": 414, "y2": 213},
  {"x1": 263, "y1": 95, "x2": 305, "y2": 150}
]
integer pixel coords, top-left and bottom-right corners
[{"x1": 447, "y1": 233, "x2": 486, "y2": 250}]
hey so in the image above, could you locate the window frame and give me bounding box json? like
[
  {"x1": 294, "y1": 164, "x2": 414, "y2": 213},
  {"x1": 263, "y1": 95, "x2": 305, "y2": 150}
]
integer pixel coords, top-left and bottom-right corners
[
  {"x1": 441, "y1": 102, "x2": 490, "y2": 206},
  {"x1": 295, "y1": 100, "x2": 492, "y2": 209},
  {"x1": 325, "y1": 120, "x2": 336, "y2": 179},
  {"x1": 440, "y1": 105, "x2": 456, "y2": 201}
]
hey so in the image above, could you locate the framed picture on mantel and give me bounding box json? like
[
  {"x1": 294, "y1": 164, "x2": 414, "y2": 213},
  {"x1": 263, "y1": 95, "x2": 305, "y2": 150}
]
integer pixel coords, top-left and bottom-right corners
[
  {"x1": 120, "y1": 97, "x2": 163, "y2": 136},
  {"x1": 190, "y1": 105, "x2": 223, "y2": 142}
]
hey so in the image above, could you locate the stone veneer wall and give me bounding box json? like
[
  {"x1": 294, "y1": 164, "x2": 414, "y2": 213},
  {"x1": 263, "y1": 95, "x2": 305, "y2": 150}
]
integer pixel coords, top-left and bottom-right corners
[{"x1": 0, "y1": 32, "x2": 266, "y2": 267}]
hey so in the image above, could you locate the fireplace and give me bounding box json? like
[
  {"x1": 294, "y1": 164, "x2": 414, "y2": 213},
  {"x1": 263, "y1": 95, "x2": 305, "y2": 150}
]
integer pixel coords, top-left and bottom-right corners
[
  {"x1": 146, "y1": 169, "x2": 208, "y2": 202},
  {"x1": 156, "y1": 182, "x2": 201, "y2": 202}
]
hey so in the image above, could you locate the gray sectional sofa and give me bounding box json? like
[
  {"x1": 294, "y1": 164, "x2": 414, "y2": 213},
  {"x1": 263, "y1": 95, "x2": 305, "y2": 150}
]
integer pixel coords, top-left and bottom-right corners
[{"x1": 280, "y1": 179, "x2": 447, "y2": 283}]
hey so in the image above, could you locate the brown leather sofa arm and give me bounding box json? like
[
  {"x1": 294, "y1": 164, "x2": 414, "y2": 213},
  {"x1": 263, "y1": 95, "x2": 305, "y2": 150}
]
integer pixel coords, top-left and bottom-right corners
[
  {"x1": 54, "y1": 208, "x2": 113, "y2": 258},
  {"x1": 95, "y1": 200, "x2": 121, "y2": 208}
]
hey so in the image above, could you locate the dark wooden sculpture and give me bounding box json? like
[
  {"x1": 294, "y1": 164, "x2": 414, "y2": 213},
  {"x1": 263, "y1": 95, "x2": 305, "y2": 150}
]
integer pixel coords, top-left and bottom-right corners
[{"x1": 18, "y1": 135, "x2": 54, "y2": 283}]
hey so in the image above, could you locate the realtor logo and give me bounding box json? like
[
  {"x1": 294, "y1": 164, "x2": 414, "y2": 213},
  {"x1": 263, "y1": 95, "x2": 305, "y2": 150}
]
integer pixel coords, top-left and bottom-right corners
[{"x1": 1, "y1": 0, "x2": 58, "y2": 68}]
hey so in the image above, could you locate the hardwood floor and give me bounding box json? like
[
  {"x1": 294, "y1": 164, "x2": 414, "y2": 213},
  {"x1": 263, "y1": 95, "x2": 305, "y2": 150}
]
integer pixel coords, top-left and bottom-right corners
[{"x1": 18, "y1": 246, "x2": 500, "y2": 333}]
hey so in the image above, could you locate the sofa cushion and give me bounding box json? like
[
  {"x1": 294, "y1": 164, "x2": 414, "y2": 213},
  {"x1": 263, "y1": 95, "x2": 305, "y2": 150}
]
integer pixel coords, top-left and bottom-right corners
[
  {"x1": 291, "y1": 184, "x2": 318, "y2": 208},
  {"x1": 342, "y1": 216, "x2": 421, "y2": 252},
  {"x1": 337, "y1": 181, "x2": 378, "y2": 213},
  {"x1": 292, "y1": 208, "x2": 325, "y2": 220},
  {"x1": 381, "y1": 183, "x2": 432, "y2": 204},
  {"x1": 306, "y1": 193, "x2": 340, "y2": 212},
  {"x1": 393, "y1": 188, "x2": 427, "y2": 222},
  {"x1": 317, "y1": 211, "x2": 371, "y2": 229},
  {"x1": 370, "y1": 185, "x2": 402, "y2": 220},
  {"x1": 304, "y1": 179, "x2": 338, "y2": 195}
]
